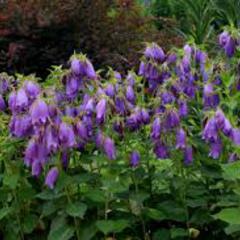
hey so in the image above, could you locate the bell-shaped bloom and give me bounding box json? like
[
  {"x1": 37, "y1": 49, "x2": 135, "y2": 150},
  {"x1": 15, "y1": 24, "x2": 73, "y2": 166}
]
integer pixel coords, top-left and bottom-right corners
[
  {"x1": 103, "y1": 137, "x2": 116, "y2": 160},
  {"x1": 209, "y1": 139, "x2": 222, "y2": 159},
  {"x1": 144, "y1": 43, "x2": 165, "y2": 62},
  {"x1": 114, "y1": 71, "x2": 122, "y2": 81},
  {"x1": 15, "y1": 88, "x2": 29, "y2": 111},
  {"x1": 130, "y1": 151, "x2": 140, "y2": 167},
  {"x1": 127, "y1": 73, "x2": 135, "y2": 86},
  {"x1": 66, "y1": 76, "x2": 80, "y2": 98},
  {"x1": 24, "y1": 81, "x2": 40, "y2": 100},
  {"x1": 84, "y1": 98, "x2": 95, "y2": 115},
  {"x1": 138, "y1": 61, "x2": 145, "y2": 76},
  {"x1": 0, "y1": 78, "x2": 9, "y2": 94},
  {"x1": 30, "y1": 99, "x2": 49, "y2": 126},
  {"x1": 113, "y1": 121, "x2": 124, "y2": 136},
  {"x1": 183, "y1": 44, "x2": 192, "y2": 59},
  {"x1": 151, "y1": 117, "x2": 161, "y2": 140},
  {"x1": 224, "y1": 36, "x2": 235, "y2": 58},
  {"x1": 219, "y1": 31, "x2": 229, "y2": 47},
  {"x1": 45, "y1": 167, "x2": 59, "y2": 189},
  {"x1": 181, "y1": 56, "x2": 191, "y2": 73},
  {"x1": 195, "y1": 50, "x2": 207, "y2": 65},
  {"x1": 105, "y1": 84, "x2": 115, "y2": 97},
  {"x1": 202, "y1": 117, "x2": 218, "y2": 142},
  {"x1": 85, "y1": 59, "x2": 97, "y2": 79},
  {"x1": 161, "y1": 91, "x2": 175, "y2": 105},
  {"x1": 184, "y1": 146, "x2": 193, "y2": 165},
  {"x1": 215, "y1": 109, "x2": 226, "y2": 129},
  {"x1": 0, "y1": 95, "x2": 6, "y2": 111},
  {"x1": 154, "y1": 142, "x2": 168, "y2": 159},
  {"x1": 10, "y1": 114, "x2": 32, "y2": 138},
  {"x1": 126, "y1": 86, "x2": 135, "y2": 104},
  {"x1": 82, "y1": 115, "x2": 93, "y2": 137},
  {"x1": 232, "y1": 129, "x2": 240, "y2": 146},
  {"x1": 115, "y1": 97, "x2": 126, "y2": 115},
  {"x1": 96, "y1": 131, "x2": 105, "y2": 148},
  {"x1": 126, "y1": 109, "x2": 142, "y2": 131},
  {"x1": 8, "y1": 91, "x2": 17, "y2": 113},
  {"x1": 76, "y1": 121, "x2": 88, "y2": 140},
  {"x1": 229, "y1": 153, "x2": 238, "y2": 163},
  {"x1": 61, "y1": 151, "x2": 69, "y2": 170},
  {"x1": 31, "y1": 161, "x2": 42, "y2": 177},
  {"x1": 24, "y1": 139, "x2": 38, "y2": 167},
  {"x1": 165, "y1": 110, "x2": 180, "y2": 129},
  {"x1": 141, "y1": 108, "x2": 150, "y2": 124},
  {"x1": 45, "y1": 125, "x2": 59, "y2": 153},
  {"x1": 96, "y1": 98, "x2": 107, "y2": 124},
  {"x1": 59, "y1": 122, "x2": 75, "y2": 148},
  {"x1": 203, "y1": 83, "x2": 219, "y2": 109},
  {"x1": 71, "y1": 58, "x2": 84, "y2": 75},
  {"x1": 178, "y1": 99, "x2": 188, "y2": 118},
  {"x1": 176, "y1": 128, "x2": 186, "y2": 150},
  {"x1": 166, "y1": 53, "x2": 177, "y2": 64},
  {"x1": 222, "y1": 118, "x2": 233, "y2": 137}
]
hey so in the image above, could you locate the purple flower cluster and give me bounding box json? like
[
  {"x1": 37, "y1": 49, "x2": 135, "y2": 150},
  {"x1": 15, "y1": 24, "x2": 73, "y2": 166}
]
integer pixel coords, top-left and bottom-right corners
[{"x1": 2, "y1": 34, "x2": 239, "y2": 189}]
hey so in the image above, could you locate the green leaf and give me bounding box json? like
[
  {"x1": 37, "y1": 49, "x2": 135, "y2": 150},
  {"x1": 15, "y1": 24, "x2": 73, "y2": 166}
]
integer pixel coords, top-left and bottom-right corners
[
  {"x1": 144, "y1": 208, "x2": 166, "y2": 221},
  {"x1": 42, "y1": 201, "x2": 58, "y2": 217},
  {"x1": 214, "y1": 208, "x2": 240, "y2": 225},
  {"x1": 170, "y1": 228, "x2": 188, "y2": 239},
  {"x1": 85, "y1": 190, "x2": 105, "y2": 203},
  {"x1": 225, "y1": 224, "x2": 240, "y2": 235},
  {"x1": 221, "y1": 162, "x2": 240, "y2": 180},
  {"x1": 153, "y1": 229, "x2": 170, "y2": 240},
  {"x1": 66, "y1": 202, "x2": 87, "y2": 218},
  {"x1": 96, "y1": 219, "x2": 129, "y2": 235},
  {"x1": 36, "y1": 190, "x2": 63, "y2": 200},
  {"x1": 3, "y1": 173, "x2": 19, "y2": 189},
  {"x1": 0, "y1": 207, "x2": 12, "y2": 220},
  {"x1": 48, "y1": 215, "x2": 74, "y2": 240},
  {"x1": 23, "y1": 214, "x2": 38, "y2": 234},
  {"x1": 79, "y1": 223, "x2": 98, "y2": 240}
]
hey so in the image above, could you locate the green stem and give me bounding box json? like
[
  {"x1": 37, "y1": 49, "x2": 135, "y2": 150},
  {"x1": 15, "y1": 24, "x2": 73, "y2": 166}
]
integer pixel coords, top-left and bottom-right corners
[{"x1": 65, "y1": 187, "x2": 80, "y2": 240}]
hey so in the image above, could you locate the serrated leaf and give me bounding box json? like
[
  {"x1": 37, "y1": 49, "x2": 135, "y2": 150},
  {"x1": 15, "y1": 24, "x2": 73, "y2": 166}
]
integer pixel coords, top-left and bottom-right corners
[
  {"x1": 221, "y1": 162, "x2": 240, "y2": 180},
  {"x1": 96, "y1": 219, "x2": 129, "y2": 235},
  {"x1": 66, "y1": 202, "x2": 87, "y2": 218},
  {"x1": 214, "y1": 208, "x2": 240, "y2": 225},
  {"x1": 23, "y1": 214, "x2": 38, "y2": 234}
]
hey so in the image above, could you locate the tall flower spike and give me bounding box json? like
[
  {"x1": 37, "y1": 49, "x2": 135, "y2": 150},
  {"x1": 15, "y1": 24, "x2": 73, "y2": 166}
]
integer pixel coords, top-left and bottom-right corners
[
  {"x1": 45, "y1": 167, "x2": 59, "y2": 189},
  {"x1": 202, "y1": 117, "x2": 218, "y2": 142}
]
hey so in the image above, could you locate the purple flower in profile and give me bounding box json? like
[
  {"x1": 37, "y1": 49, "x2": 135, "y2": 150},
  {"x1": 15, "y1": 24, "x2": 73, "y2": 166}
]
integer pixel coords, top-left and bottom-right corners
[
  {"x1": 126, "y1": 86, "x2": 135, "y2": 104},
  {"x1": 141, "y1": 108, "x2": 150, "y2": 124},
  {"x1": 15, "y1": 88, "x2": 29, "y2": 111},
  {"x1": 0, "y1": 95, "x2": 6, "y2": 111},
  {"x1": 103, "y1": 137, "x2": 116, "y2": 160},
  {"x1": 219, "y1": 31, "x2": 230, "y2": 47},
  {"x1": 138, "y1": 61, "x2": 145, "y2": 75},
  {"x1": 203, "y1": 83, "x2": 219, "y2": 109},
  {"x1": 96, "y1": 131, "x2": 105, "y2": 148},
  {"x1": 45, "y1": 167, "x2": 59, "y2": 189},
  {"x1": 31, "y1": 161, "x2": 42, "y2": 177},
  {"x1": 85, "y1": 98, "x2": 95, "y2": 115},
  {"x1": 0, "y1": 78, "x2": 9, "y2": 94},
  {"x1": 105, "y1": 84, "x2": 115, "y2": 97},
  {"x1": 224, "y1": 36, "x2": 235, "y2": 58},
  {"x1": 24, "y1": 139, "x2": 38, "y2": 167},
  {"x1": 45, "y1": 125, "x2": 59, "y2": 153},
  {"x1": 176, "y1": 128, "x2": 186, "y2": 150},
  {"x1": 184, "y1": 146, "x2": 193, "y2": 165},
  {"x1": 184, "y1": 44, "x2": 192, "y2": 59},
  {"x1": 96, "y1": 98, "x2": 107, "y2": 124},
  {"x1": 24, "y1": 81, "x2": 40, "y2": 100},
  {"x1": 8, "y1": 91, "x2": 17, "y2": 113},
  {"x1": 115, "y1": 98, "x2": 126, "y2": 115},
  {"x1": 165, "y1": 110, "x2": 180, "y2": 129},
  {"x1": 66, "y1": 76, "x2": 80, "y2": 98},
  {"x1": 127, "y1": 73, "x2": 135, "y2": 86},
  {"x1": 181, "y1": 56, "x2": 191, "y2": 73},
  {"x1": 195, "y1": 50, "x2": 206, "y2": 64},
  {"x1": 61, "y1": 151, "x2": 69, "y2": 170},
  {"x1": 154, "y1": 142, "x2": 168, "y2": 159},
  {"x1": 202, "y1": 117, "x2": 218, "y2": 142},
  {"x1": 166, "y1": 53, "x2": 177, "y2": 64},
  {"x1": 161, "y1": 91, "x2": 175, "y2": 105},
  {"x1": 71, "y1": 58, "x2": 83, "y2": 75},
  {"x1": 222, "y1": 118, "x2": 233, "y2": 137},
  {"x1": 178, "y1": 99, "x2": 188, "y2": 117},
  {"x1": 30, "y1": 99, "x2": 49, "y2": 126},
  {"x1": 209, "y1": 138, "x2": 222, "y2": 159},
  {"x1": 215, "y1": 109, "x2": 226, "y2": 129},
  {"x1": 151, "y1": 117, "x2": 161, "y2": 140},
  {"x1": 59, "y1": 122, "x2": 75, "y2": 148},
  {"x1": 76, "y1": 121, "x2": 88, "y2": 140},
  {"x1": 85, "y1": 59, "x2": 97, "y2": 79},
  {"x1": 130, "y1": 151, "x2": 140, "y2": 167},
  {"x1": 231, "y1": 129, "x2": 240, "y2": 146}
]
